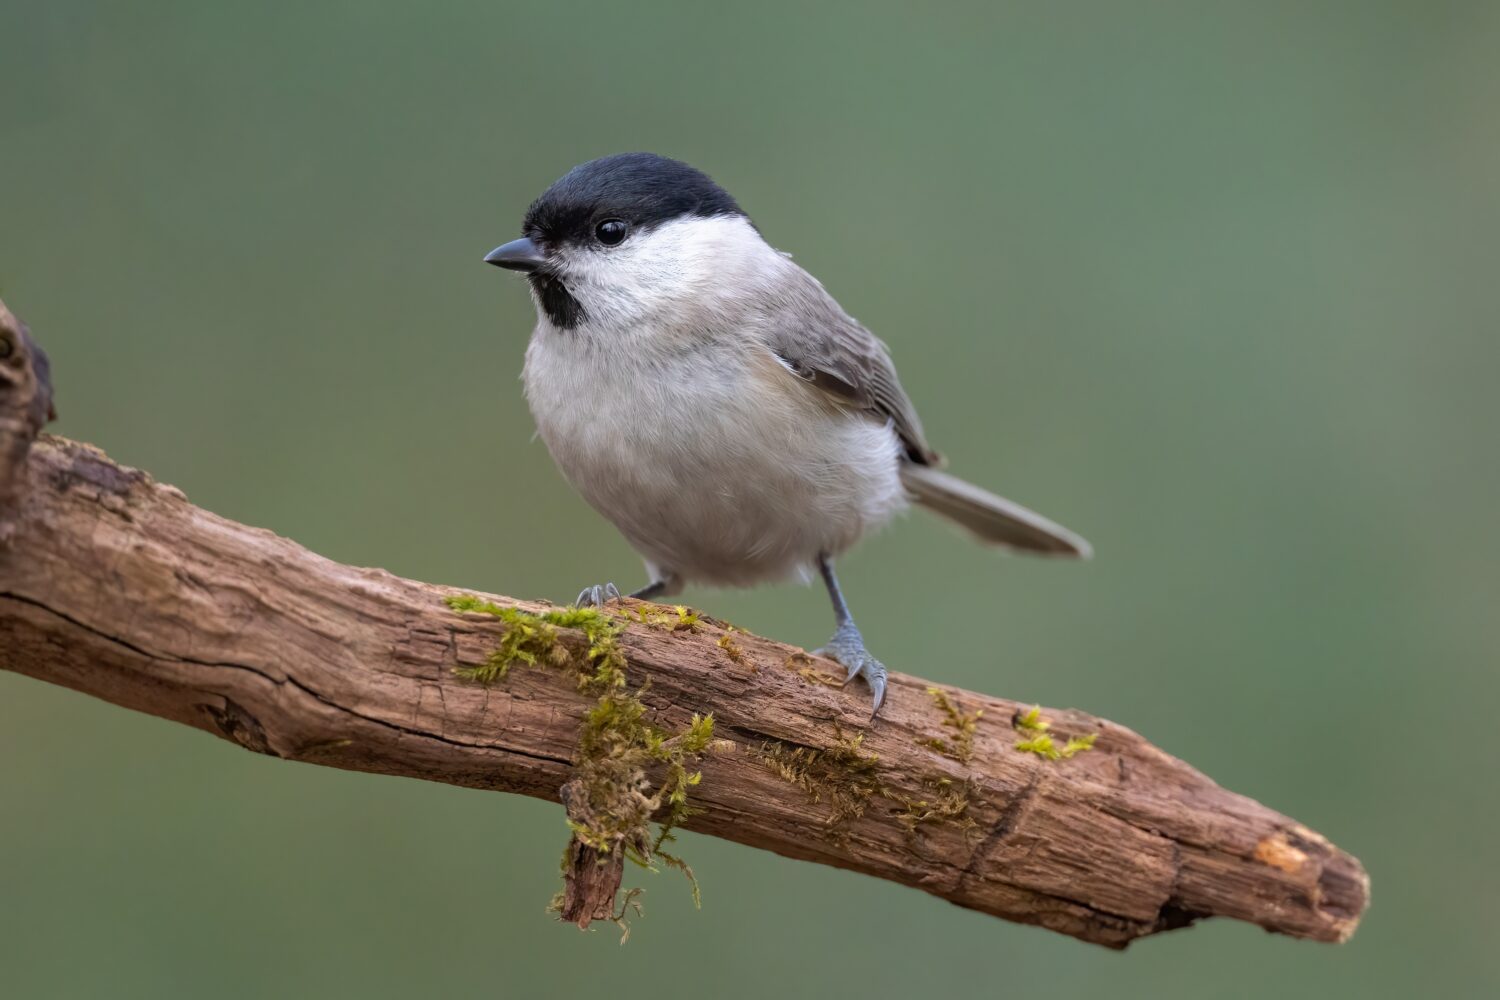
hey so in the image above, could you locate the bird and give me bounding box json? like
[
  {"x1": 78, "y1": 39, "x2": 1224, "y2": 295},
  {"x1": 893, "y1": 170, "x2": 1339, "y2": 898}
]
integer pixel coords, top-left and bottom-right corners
[{"x1": 485, "y1": 152, "x2": 1090, "y2": 716}]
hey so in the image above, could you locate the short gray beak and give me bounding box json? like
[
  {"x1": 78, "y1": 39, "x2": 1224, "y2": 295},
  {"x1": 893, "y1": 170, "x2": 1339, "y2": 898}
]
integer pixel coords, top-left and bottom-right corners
[{"x1": 484, "y1": 237, "x2": 545, "y2": 273}]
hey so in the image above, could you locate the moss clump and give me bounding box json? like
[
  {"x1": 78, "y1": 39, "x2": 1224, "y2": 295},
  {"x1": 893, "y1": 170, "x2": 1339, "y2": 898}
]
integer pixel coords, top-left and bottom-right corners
[
  {"x1": 757, "y1": 727, "x2": 882, "y2": 829},
  {"x1": 565, "y1": 701, "x2": 714, "y2": 899},
  {"x1": 917, "y1": 687, "x2": 982, "y2": 762},
  {"x1": 444, "y1": 595, "x2": 612, "y2": 684},
  {"x1": 783, "y1": 651, "x2": 841, "y2": 687},
  {"x1": 1013, "y1": 705, "x2": 1049, "y2": 734},
  {"x1": 1061, "y1": 733, "x2": 1097, "y2": 756},
  {"x1": 715, "y1": 626, "x2": 746, "y2": 665},
  {"x1": 1011, "y1": 705, "x2": 1098, "y2": 760},
  {"x1": 892, "y1": 776, "x2": 980, "y2": 842},
  {"x1": 617, "y1": 603, "x2": 701, "y2": 633},
  {"x1": 759, "y1": 728, "x2": 980, "y2": 844},
  {"x1": 445, "y1": 593, "x2": 714, "y2": 923}
]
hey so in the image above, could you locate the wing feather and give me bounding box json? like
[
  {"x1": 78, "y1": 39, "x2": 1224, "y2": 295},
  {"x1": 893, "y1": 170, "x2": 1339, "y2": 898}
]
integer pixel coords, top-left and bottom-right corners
[{"x1": 762, "y1": 266, "x2": 939, "y2": 465}]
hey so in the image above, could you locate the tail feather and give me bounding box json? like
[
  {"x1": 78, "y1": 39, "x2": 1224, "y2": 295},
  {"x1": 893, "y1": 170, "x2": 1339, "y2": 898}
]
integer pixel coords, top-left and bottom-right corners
[{"x1": 901, "y1": 465, "x2": 1092, "y2": 558}]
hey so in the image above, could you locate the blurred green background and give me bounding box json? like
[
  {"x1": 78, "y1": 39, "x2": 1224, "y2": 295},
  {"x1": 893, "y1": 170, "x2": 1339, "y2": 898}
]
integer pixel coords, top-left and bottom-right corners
[{"x1": 3, "y1": 1, "x2": 1497, "y2": 997}]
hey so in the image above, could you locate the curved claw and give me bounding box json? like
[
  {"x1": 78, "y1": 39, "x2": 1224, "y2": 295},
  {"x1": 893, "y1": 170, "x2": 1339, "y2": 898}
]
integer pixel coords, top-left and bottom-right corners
[
  {"x1": 865, "y1": 662, "x2": 887, "y2": 718},
  {"x1": 574, "y1": 582, "x2": 622, "y2": 607},
  {"x1": 813, "y1": 623, "x2": 889, "y2": 719}
]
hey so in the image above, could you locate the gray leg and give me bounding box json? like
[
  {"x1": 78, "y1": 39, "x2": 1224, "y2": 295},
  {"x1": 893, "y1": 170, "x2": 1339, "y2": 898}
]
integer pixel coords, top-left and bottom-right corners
[{"x1": 812, "y1": 553, "x2": 888, "y2": 717}]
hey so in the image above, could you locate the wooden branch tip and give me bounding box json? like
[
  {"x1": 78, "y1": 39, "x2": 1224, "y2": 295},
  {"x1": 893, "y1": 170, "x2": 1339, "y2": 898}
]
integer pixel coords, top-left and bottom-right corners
[{"x1": 0, "y1": 300, "x2": 1368, "y2": 948}]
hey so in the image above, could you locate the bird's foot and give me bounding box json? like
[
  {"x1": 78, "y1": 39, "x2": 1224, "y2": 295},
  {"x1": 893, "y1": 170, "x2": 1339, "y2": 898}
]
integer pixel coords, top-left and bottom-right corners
[
  {"x1": 814, "y1": 622, "x2": 888, "y2": 718},
  {"x1": 574, "y1": 582, "x2": 622, "y2": 607}
]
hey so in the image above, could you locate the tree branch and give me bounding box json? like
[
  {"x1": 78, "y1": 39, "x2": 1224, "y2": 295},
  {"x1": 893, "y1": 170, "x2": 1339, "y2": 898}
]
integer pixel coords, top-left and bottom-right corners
[{"x1": 0, "y1": 300, "x2": 1367, "y2": 948}]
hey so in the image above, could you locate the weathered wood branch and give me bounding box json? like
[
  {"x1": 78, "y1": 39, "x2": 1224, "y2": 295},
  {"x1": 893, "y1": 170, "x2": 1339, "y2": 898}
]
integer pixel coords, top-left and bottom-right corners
[{"x1": 0, "y1": 299, "x2": 1366, "y2": 948}]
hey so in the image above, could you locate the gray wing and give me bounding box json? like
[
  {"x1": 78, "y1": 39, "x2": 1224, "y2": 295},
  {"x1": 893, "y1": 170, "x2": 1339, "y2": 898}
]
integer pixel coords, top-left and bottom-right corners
[
  {"x1": 760, "y1": 263, "x2": 1092, "y2": 558},
  {"x1": 763, "y1": 266, "x2": 939, "y2": 465}
]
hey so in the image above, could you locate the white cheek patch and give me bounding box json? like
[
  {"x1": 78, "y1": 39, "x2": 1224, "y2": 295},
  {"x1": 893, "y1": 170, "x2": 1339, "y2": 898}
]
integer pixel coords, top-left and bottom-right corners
[{"x1": 557, "y1": 215, "x2": 784, "y2": 335}]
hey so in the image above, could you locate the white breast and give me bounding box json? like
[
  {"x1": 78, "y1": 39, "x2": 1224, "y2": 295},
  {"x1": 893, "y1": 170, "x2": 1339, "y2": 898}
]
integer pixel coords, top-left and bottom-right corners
[{"x1": 523, "y1": 325, "x2": 905, "y2": 588}]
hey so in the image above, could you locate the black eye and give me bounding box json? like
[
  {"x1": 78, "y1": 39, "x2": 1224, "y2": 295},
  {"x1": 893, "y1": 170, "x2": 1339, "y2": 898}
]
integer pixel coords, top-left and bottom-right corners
[{"x1": 594, "y1": 219, "x2": 628, "y2": 246}]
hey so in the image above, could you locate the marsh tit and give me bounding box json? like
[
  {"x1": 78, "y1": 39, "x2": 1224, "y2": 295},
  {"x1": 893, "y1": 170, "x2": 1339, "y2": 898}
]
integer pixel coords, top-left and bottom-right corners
[{"x1": 486, "y1": 153, "x2": 1089, "y2": 716}]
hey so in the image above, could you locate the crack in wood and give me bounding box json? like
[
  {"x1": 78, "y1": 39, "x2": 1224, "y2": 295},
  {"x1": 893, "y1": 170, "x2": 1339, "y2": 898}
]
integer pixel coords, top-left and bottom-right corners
[{"x1": 955, "y1": 768, "x2": 1041, "y2": 895}]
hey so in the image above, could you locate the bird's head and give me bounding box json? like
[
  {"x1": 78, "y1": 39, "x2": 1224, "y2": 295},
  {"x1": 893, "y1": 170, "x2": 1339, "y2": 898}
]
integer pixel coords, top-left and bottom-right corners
[{"x1": 486, "y1": 153, "x2": 776, "y2": 335}]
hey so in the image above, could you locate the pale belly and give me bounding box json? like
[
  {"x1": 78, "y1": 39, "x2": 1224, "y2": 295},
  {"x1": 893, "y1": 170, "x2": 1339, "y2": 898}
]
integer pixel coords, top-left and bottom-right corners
[{"x1": 524, "y1": 335, "x2": 906, "y2": 587}]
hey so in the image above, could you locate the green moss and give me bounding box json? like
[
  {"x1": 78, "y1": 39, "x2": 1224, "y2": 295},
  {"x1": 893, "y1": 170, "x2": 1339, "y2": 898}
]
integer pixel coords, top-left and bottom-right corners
[
  {"x1": 1011, "y1": 705, "x2": 1097, "y2": 761},
  {"x1": 446, "y1": 593, "x2": 714, "y2": 923},
  {"x1": 617, "y1": 603, "x2": 701, "y2": 633},
  {"x1": 918, "y1": 687, "x2": 982, "y2": 762},
  {"x1": 1014, "y1": 734, "x2": 1060, "y2": 758},
  {"x1": 1014, "y1": 704, "x2": 1050, "y2": 734},
  {"x1": 1060, "y1": 733, "x2": 1097, "y2": 757},
  {"x1": 442, "y1": 595, "x2": 616, "y2": 685},
  {"x1": 716, "y1": 626, "x2": 745, "y2": 664}
]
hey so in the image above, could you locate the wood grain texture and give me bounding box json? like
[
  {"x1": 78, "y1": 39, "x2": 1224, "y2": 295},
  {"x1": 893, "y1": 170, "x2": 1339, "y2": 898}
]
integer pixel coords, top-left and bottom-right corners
[{"x1": 0, "y1": 435, "x2": 1368, "y2": 948}]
